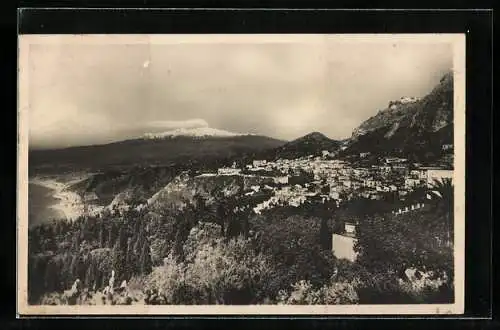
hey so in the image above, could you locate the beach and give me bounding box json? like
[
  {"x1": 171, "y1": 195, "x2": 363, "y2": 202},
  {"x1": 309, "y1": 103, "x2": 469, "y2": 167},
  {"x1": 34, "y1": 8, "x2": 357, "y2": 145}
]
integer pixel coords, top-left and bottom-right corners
[{"x1": 29, "y1": 176, "x2": 86, "y2": 222}]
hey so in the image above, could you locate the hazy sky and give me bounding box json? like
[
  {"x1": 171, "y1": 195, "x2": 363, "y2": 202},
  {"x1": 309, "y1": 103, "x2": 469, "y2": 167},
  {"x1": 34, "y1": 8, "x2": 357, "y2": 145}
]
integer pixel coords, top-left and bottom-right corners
[{"x1": 24, "y1": 35, "x2": 454, "y2": 149}]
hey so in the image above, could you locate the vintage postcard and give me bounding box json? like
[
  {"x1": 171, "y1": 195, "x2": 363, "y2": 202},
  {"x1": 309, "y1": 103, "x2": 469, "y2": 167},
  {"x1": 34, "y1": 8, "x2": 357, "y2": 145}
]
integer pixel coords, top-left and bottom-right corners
[{"x1": 17, "y1": 34, "x2": 465, "y2": 315}]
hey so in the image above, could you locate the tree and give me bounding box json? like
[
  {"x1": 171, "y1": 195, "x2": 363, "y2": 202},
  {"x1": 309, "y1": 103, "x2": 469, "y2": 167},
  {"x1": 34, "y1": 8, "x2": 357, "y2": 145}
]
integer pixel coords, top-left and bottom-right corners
[
  {"x1": 125, "y1": 237, "x2": 137, "y2": 277},
  {"x1": 146, "y1": 223, "x2": 274, "y2": 305},
  {"x1": 112, "y1": 227, "x2": 127, "y2": 282},
  {"x1": 133, "y1": 220, "x2": 146, "y2": 254},
  {"x1": 355, "y1": 211, "x2": 453, "y2": 277},
  {"x1": 85, "y1": 258, "x2": 97, "y2": 289},
  {"x1": 139, "y1": 239, "x2": 153, "y2": 275},
  {"x1": 319, "y1": 217, "x2": 332, "y2": 251},
  {"x1": 108, "y1": 222, "x2": 115, "y2": 248},
  {"x1": 225, "y1": 215, "x2": 241, "y2": 239},
  {"x1": 71, "y1": 232, "x2": 80, "y2": 252},
  {"x1": 99, "y1": 219, "x2": 106, "y2": 248},
  {"x1": 251, "y1": 214, "x2": 337, "y2": 297},
  {"x1": 429, "y1": 178, "x2": 454, "y2": 244}
]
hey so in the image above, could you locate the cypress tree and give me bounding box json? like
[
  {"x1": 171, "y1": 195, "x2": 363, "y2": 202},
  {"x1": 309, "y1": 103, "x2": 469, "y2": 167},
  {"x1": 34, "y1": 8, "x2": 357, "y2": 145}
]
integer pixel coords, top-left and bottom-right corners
[
  {"x1": 99, "y1": 219, "x2": 106, "y2": 248},
  {"x1": 85, "y1": 259, "x2": 97, "y2": 289},
  {"x1": 241, "y1": 209, "x2": 250, "y2": 238},
  {"x1": 226, "y1": 212, "x2": 241, "y2": 239},
  {"x1": 133, "y1": 222, "x2": 145, "y2": 254},
  {"x1": 71, "y1": 232, "x2": 81, "y2": 252},
  {"x1": 125, "y1": 237, "x2": 136, "y2": 277},
  {"x1": 108, "y1": 222, "x2": 115, "y2": 248},
  {"x1": 320, "y1": 217, "x2": 332, "y2": 251},
  {"x1": 70, "y1": 253, "x2": 80, "y2": 279},
  {"x1": 139, "y1": 240, "x2": 152, "y2": 275},
  {"x1": 112, "y1": 226, "x2": 127, "y2": 281}
]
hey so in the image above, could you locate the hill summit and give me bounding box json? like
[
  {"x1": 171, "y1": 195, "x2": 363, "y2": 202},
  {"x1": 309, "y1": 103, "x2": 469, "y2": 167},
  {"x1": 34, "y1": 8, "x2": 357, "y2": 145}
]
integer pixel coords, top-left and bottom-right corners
[{"x1": 268, "y1": 131, "x2": 340, "y2": 160}]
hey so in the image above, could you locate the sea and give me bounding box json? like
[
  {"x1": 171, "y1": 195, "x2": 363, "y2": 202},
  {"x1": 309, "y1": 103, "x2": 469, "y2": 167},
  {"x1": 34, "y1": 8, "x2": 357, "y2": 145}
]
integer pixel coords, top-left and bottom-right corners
[{"x1": 28, "y1": 183, "x2": 66, "y2": 227}]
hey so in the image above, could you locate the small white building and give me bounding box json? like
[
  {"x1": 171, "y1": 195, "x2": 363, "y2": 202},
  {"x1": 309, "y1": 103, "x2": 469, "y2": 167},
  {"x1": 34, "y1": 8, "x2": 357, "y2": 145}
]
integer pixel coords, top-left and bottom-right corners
[
  {"x1": 273, "y1": 176, "x2": 289, "y2": 184},
  {"x1": 342, "y1": 180, "x2": 352, "y2": 188},
  {"x1": 411, "y1": 169, "x2": 428, "y2": 180},
  {"x1": 442, "y1": 144, "x2": 453, "y2": 151},
  {"x1": 359, "y1": 152, "x2": 371, "y2": 158},
  {"x1": 250, "y1": 185, "x2": 260, "y2": 192},
  {"x1": 218, "y1": 168, "x2": 242, "y2": 175},
  {"x1": 405, "y1": 178, "x2": 422, "y2": 189},
  {"x1": 379, "y1": 165, "x2": 392, "y2": 173},
  {"x1": 253, "y1": 160, "x2": 267, "y2": 167},
  {"x1": 344, "y1": 222, "x2": 356, "y2": 235},
  {"x1": 332, "y1": 234, "x2": 357, "y2": 262},
  {"x1": 330, "y1": 191, "x2": 340, "y2": 200}
]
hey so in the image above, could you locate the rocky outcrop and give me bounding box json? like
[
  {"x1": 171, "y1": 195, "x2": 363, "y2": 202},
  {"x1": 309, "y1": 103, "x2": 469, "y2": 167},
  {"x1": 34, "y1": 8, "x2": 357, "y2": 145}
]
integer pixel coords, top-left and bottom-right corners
[
  {"x1": 344, "y1": 72, "x2": 454, "y2": 162},
  {"x1": 63, "y1": 279, "x2": 82, "y2": 305},
  {"x1": 146, "y1": 172, "x2": 271, "y2": 212}
]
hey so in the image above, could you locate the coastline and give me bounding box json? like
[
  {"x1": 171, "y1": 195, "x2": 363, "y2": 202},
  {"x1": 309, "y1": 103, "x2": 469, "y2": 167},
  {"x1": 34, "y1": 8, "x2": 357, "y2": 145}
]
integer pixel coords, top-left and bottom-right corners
[{"x1": 29, "y1": 177, "x2": 86, "y2": 221}]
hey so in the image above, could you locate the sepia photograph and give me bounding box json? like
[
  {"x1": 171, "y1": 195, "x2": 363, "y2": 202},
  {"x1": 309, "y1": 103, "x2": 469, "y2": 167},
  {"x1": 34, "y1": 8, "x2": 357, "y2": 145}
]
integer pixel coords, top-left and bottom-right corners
[{"x1": 17, "y1": 34, "x2": 465, "y2": 315}]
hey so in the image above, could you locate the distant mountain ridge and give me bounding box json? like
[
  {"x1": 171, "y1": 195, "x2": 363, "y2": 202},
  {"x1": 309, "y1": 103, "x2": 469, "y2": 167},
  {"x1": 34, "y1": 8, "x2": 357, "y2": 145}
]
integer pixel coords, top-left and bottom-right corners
[{"x1": 29, "y1": 134, "x2": 286, "y2": 174}]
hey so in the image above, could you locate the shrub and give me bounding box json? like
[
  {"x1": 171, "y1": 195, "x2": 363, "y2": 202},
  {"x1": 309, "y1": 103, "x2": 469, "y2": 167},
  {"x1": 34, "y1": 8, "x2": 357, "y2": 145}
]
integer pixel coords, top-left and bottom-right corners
[
  {"x1": 145, "y1": 222, "x2": 273, "y2": 305},
  {"x1": 277, "y1": 279, "x2": 359, "y2": 305}
]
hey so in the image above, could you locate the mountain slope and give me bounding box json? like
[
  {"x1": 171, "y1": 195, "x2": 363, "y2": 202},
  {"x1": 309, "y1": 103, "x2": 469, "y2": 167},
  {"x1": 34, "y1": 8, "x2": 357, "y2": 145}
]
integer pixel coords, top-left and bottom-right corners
[
  {"x1": 342, "y1": 72, "x2": 454, "y2": 163},
  {"x1": 29, "y1": 134, "x2": 286, "y2": 174}
]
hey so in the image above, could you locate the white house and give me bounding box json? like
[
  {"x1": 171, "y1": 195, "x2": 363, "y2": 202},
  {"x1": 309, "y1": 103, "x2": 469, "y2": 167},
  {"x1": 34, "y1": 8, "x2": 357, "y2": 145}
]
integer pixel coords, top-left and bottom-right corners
[
  {"x1": 405, "y1": 178, "x2": 422, "y2": 189},
  {"x1": 252, "y1": 160, "x2": 267, "y2": 167},
  {"x1": 345, "y1": 222, "x2": 356, "y2": 235},
  {"x1": 411, "y1": 169, "x2": 428, "y2": 180},
  {"x1": 273, "y1": 176, "x2": 289, "y2": 184},
  {"x1": 330, "y1": 191, "x2": 340, "y2": 200}
]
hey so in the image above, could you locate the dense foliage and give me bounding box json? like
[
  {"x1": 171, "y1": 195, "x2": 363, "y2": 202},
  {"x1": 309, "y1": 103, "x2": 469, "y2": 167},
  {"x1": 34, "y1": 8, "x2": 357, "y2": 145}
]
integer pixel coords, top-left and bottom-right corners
[{"x1": 29, "y1": 178, "x2": 454, "y2": 305}]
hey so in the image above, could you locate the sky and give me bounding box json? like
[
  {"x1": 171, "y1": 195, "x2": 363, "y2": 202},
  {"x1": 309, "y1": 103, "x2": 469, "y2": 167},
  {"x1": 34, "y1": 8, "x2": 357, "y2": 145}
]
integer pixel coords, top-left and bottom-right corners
[{"x1": 23, "y1": 35, "x2": 455, "y2": 149}]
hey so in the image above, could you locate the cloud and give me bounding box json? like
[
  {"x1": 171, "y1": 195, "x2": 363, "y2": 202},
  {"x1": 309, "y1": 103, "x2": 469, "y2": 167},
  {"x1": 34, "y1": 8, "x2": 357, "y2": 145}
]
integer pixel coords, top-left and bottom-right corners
[{"x1": 147, "y1": 118, "x2": 209, "y2": 130}]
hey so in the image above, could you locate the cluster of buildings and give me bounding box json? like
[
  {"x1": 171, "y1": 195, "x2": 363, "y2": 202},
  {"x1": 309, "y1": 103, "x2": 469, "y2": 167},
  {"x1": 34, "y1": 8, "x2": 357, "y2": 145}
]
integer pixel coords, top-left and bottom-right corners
[{"x1": 213, "y1": 152, "x2": 453, "y2": 216}]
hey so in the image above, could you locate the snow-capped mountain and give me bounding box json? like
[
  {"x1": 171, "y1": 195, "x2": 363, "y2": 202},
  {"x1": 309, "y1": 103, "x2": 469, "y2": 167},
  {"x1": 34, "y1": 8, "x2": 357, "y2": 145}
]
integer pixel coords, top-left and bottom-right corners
[{"x1": 143, "y1": 127, "x2": 251, "y2": 139}]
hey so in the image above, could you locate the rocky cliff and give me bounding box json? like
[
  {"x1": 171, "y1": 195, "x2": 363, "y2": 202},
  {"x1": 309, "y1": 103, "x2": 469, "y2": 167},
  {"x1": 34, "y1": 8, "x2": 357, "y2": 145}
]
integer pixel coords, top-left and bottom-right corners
[{"x1": 344, "y1": 72, "x2": 454, "y2": 164}]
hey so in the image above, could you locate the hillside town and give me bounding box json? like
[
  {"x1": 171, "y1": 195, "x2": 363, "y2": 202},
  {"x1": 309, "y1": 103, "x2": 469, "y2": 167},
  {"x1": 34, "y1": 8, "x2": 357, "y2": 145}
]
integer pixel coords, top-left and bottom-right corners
[
  {"x1": 25, "y1": 37, "x2": 459, "y2": 308},
  {"x1": 212, "y1": 152, "x2": 453, "y2": 214},
  {"x1": 209, "y1": 151, "x2": 453, "y2": 262}
]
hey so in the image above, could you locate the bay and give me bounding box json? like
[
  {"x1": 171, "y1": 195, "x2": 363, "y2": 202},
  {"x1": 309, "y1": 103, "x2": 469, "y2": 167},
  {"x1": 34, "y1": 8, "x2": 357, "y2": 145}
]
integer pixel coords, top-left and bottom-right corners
[{"x1": 28, "y1": 183, "x2": 66, "y2": 227}]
